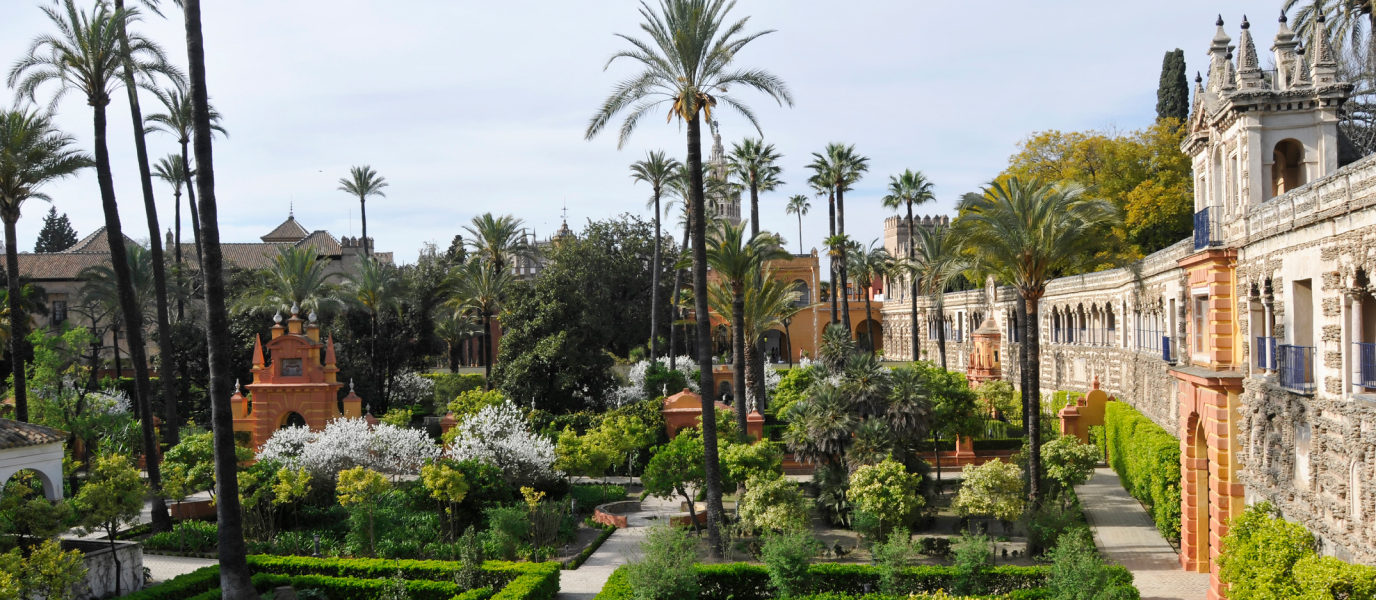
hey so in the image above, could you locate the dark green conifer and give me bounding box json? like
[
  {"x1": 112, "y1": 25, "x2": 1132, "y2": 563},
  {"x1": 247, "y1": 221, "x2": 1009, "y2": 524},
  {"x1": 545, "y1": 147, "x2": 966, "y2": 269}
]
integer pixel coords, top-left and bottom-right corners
[
  {"x1": 33, "y1": 206, "x2": 78, "y2": 253},
  {"x1": 1156, "y1": 49, "x2": 1190, "y2": 123}
]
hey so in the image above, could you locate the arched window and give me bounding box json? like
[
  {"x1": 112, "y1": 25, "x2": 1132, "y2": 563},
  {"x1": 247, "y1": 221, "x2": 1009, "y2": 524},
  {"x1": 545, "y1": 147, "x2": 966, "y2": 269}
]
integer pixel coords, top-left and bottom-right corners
[
  {"x1": 792, "y1": 280, "x2": 811, "y2": 307},
  {"x1": 1272, "y1": 139, "x2": 1305, "y2": 197}
]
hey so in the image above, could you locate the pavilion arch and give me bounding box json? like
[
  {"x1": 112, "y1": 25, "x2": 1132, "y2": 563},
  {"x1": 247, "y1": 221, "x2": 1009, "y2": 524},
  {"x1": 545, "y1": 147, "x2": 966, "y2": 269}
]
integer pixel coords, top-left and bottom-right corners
[
  {"x1": 856, "y1": 318, "x2": 882, "y2": 352},
  {"x1": 0, "y1": 420, "x2": 66, "y2": 502},
  {"x1": 279, "y1": 411, "x2": 307, "y2": 429},
  {"x1": 0, "y1": 468, "x2": 61, "y2": 504},
  {"x1": 1272, "y1": 138, "x2": 1306, "y2": 197},
  {"x1": 792, "y1": 279, "x2": 811, "y2": 307}
]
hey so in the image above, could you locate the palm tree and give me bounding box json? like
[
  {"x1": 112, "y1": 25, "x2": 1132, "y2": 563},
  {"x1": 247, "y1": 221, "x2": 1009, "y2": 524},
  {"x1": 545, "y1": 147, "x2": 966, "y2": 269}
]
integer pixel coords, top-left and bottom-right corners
[
  {"x1": 1283, "y1": 0, "x2": 1370, "y2": 58},
  {"x1": 881, "y1": 170, "x2": 935, "y2": 362},
  {"x1": 152, "y1": 154, "x2": 188, "y2": 320},
  {"x1": 109, "y1": 0, "x2": 187, "y2": 454},
  {"x1": 145, "y1": 83, "x2": 227, "y2": 270},
  {"x1": 9, "y1": 0, "x2": 176, "y2": 531},
  {"x1": 847, "y1": 240, "x2": 893, "y2": 356},
  {"x1": 78, "y1": 243, "x2": 161, "y2": 328},
  {"x1": 0, "y1": 108, "x2": 91, "y2": 423},
  {"x1": 585, "y1": 0, "x2": 792, "y2": 553},
  {"x1": 808, "y1": 144, "x2": 868, "y2": 333},
  {"x1": 463, "y1": 213, "x2": 536, "y2": 275},
  {"x1": 343, "y1": 257, "x2": 401, "y2": 414},
  {"x1": 173, "y1": 0, "x2": 255, "y2": 591},
  {"x1": 807, "y1": 170, "x2": 838, "y2": 325},
  {"x1": 338, "y1": 166, "x2": 387, "y2": 257},
  {"x1": 665, "y1": 168, "x2": 692, "y2": 370},
  {"x1": 905, "y1": 223, "x2": 962, "y2": 369},
  {"x1": 726, "y1": 137, "x2": 783, "y2": 239},
  {"x1": 784, "y1": 194, "x2": 809, "y2": 255},
  {"x1": 435, "y1": 309, "x2": 482, "y2": 373},
  {"x1": 448, "y1": 259, "x2": 513, "y2": 388},
  {"x1": 0, "y1": 285, "x2": 46, "y2": 358},
  {"x1": 631, "y1": 150, "x2": 682, "y2": 363},
  {"x1": 232, "y1": 246, "x2": 340, "y2": 316},
  {"x1": 707, "y1": 268, "x2": 801, "y2": 411},
  {"x1": 703, "y1": 220, "x2": 789, "y2": 435},
  {"x1": 955, "y1": 177, "x2": 1120, "y2": 509}
]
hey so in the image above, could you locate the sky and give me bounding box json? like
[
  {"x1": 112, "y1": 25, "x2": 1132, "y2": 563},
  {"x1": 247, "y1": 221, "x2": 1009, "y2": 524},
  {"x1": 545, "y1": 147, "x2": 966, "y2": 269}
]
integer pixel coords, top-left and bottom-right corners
[{"x1": 0, "y1": 0, "x2": 1262, "y2": 269}]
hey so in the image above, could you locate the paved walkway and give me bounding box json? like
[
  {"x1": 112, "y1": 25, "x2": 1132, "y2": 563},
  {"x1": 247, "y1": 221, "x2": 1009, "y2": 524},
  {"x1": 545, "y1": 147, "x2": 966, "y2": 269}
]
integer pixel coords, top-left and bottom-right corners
[
  {"x1": 558, "y1": 528, "x2": 643, "y2": 600},
  {"x1": 1076, "y1": 468, "x2": 1209, "y2": 600},
  {"x1": 143, "y1": 554, "x2": 217, "y2": 583}
]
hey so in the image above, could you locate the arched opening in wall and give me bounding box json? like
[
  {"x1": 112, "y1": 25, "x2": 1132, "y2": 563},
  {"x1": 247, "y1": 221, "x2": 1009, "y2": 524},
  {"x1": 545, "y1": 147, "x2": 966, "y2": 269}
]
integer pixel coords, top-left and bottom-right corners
[
  {"x1": 280, "y1": 411, "x2": 307, "y2": 429},
  {"x1": 0, "y1": 468, "x2": 60, "y2": 508},
  {"x1": 717, "y1": 381, "x2": 733, "y2": 403},
  {"x1": 1272, "y1": 139, "x2": 1305, "y2": 197},
  {"x1": 763, "y1": 329, "x2": 786, "y2": 364},
  {"x1": 856, "y1": 319, "x2": 882, "y2": 353},
  {"x1": 1191, "y1": 415, "x2": 1210, "y2": 573},
  {"x1": 792, "y1": 279, "x2": 811, "y2": 307}
]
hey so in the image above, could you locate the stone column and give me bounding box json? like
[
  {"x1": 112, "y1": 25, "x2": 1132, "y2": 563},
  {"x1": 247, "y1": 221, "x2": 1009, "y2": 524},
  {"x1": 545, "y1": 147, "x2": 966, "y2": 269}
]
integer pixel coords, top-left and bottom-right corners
[
  {"x1": 1354, "y1": 290, "x2": 1365, "y2": 395},
  {"x1": 1263, "y1": 295, "x2": 1275, "y2": 374}
]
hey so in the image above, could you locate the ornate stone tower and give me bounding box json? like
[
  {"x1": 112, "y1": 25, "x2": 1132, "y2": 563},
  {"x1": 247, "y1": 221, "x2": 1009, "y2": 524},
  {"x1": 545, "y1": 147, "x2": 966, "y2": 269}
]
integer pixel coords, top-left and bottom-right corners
[
  {"x1": 707, "y1": 121, "x2": 742, "y2": 226},
  {"x1": 232, "y1": 306, "x2": 362, "y2": 449}
]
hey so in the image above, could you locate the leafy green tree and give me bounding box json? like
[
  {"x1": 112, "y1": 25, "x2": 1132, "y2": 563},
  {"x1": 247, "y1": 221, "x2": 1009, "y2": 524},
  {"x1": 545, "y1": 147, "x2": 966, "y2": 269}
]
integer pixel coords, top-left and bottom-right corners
[
  {"x1": 952, "y1": 532, "x2": 994, "y2": 595},
  {"x1": 1218, "y1": 502, "x2": 1318, "y2": 600},
  {"x1": 74, "y1": 454, "x2": 144, "y2": 596},
  {"x1": 0, "y1": 109, "x2": 91, "y2": 423},
  {"x1": 759, "y1": 529, "x2": 820, "y2": 598},
  {"x1": 623, "y1": 524, "x2": 700, "y2": 600},
  {"x1": 848, "y1": 458, "x2": 923, "y2": 539},
  {"x1": 420, "y1": 460, "x2": 469, "y2": 541},
  {"x1": 784, "y1": 195, "x2": 809, "y2": 256},
  {"x1": 1156, "y1": 49, "x2": 1189, "y2": 123},
  {"x1": 915, "y1": 361, "x2": 980, "y2": 481},
  {"x1": 721, "y1": 440, "x2": 783, "y2": 486},
  {"x1": 0, "y1": 472, "x2": 74, "y2": 551},
  {"x1": 338, "y1": 166, "x2": 387, "y2": 258},
  {"x1": 0, "y1": 540, "x2": 86, "y2": 600},
  {"x1": 163, "y1": 431, "x2": 252, "y2": 498},
  {"x1": 641, "y1": 430, "x2": 708, "y2": 531},
  {"x1": 954, "y1": 460, "x2": 1026, "y2": 523},
  {"x1": 586, "y1": 0, "x2": 794, "y2": 555},
  {"x1": 1041, "y1": 435, "x2": 1100, "y2": 495},
  {"x1": 737, "y1": 475, "x2": 809, "y2": 533},
  {"x1": 881, "y1": 169, "x2": 935, "y2": 362},
  {"x1": 33, "y1": 207, "x2": 80, "y2": 254},
  {"x1": 555, "y1": 426, "x2": 614, "y2": 482},
  {"x1": 631, "y1": 150, "x2": 682, "y2": 363},
  {"x1": 770, "y1": 366, "x2": 816, "y2": 417},
  {"x1": 447, "y1": 388, "x2": 505, "y2": 419},
  {"x1": 955, "y1": 178, "x2": 1120, "y2": 507},
  {"x1": 336, "y1": 466, "x2": 392, "y2": 557}
]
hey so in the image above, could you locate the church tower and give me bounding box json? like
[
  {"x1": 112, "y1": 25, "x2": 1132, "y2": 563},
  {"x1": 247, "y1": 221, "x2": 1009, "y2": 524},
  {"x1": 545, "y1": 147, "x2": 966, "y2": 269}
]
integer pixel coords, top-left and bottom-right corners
[{"x1": 708, "y1": 121, "x2": 742, "y2": 226}]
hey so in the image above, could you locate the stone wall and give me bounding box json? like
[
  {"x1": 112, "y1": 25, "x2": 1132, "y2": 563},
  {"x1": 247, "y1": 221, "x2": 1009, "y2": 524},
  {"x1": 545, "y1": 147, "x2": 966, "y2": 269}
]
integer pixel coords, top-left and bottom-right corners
[{"x1": 63, "y1": 539, "x2": 144, "y2": 599}]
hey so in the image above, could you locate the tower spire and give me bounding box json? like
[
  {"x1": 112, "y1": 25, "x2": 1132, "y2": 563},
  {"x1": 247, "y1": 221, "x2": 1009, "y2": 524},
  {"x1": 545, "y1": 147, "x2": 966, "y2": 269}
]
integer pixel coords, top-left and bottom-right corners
[
  {"x1": 1208, "y1": 16, "x2": 1235, "y2": 92},
  {"x1": 1311, "y1": 13, "x2": 1339, "y2": 84},
  {"x1": 1236, "y1": 15, "x2": 1264, "y2": 88},
  {"x1": 1272, "y1": 10, "x2": 1300, "y2": 90}
]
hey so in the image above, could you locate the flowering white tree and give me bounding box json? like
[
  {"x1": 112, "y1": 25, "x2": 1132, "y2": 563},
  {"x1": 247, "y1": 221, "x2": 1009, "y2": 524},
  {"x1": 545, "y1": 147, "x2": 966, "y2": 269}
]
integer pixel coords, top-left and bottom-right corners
[
  {"x1": 389, "y1": 372, "x2": 435, "y2": 407},
  {"x1": 258, "y1": 417, "x2": 440, "y2": 478},
  {"x1": 445, "y1": 401, "x2": 557, "y2": 483},
  {"x1": 609, "y1": 357, "x2": 700, "y2": 407}
]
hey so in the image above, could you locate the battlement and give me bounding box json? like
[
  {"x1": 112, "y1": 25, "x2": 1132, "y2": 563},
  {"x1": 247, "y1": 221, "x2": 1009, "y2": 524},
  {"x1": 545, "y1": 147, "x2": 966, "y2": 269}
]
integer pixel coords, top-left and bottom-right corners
[{"x1": 883, "y1": 214, "x2": 949, "y2": 232}]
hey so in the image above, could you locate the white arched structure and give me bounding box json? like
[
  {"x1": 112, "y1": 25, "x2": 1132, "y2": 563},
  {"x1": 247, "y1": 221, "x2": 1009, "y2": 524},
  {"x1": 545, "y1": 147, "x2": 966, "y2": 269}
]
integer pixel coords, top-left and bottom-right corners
[{"x1": 0, "y1": 419, "x2": 66, "y2": 501}]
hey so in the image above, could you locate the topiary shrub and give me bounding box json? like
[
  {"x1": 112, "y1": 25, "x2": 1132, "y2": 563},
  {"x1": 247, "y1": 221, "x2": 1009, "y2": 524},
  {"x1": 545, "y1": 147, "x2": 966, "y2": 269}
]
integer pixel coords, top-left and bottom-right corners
[{"x1": 1103, "y1": 403, "x2": 1180, "y2": 541}]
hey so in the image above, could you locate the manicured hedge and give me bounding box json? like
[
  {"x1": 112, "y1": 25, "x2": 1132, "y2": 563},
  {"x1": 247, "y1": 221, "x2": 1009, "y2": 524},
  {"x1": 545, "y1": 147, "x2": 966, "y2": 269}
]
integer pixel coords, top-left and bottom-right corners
[
  {"x1": 1104, "y1": 402, "x2": 1181, "y2": 541},
  {"x1": 597, "y1": 563, "x2": 1051, "y2": 600},
  {"x1": 563, "y1": 525, "x2": 617, "y2": 570},
  {"x1": 791, "y1": 592, "x2": 1049, "y2": 600},
  {"x1": 130, "y1": 556, "x2": 559, "y2": 600}
]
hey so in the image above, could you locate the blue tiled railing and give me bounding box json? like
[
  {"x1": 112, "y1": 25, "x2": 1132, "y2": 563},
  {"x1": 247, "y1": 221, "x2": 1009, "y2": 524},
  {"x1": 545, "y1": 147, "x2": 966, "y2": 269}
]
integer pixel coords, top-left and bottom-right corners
[{"x1": 1278, "y1": 344, "x2": 1316, "y2": 393}]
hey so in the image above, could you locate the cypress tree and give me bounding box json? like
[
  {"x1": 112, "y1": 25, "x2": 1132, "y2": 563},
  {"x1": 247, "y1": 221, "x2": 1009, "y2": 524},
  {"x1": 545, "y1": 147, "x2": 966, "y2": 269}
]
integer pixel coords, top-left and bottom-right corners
[
  {"x1": 1156, "y1": 49, "x2": 1190, "y2": 122},
  {"x1": 33, "y1": 207, "x2": 79, "y2": 253}
]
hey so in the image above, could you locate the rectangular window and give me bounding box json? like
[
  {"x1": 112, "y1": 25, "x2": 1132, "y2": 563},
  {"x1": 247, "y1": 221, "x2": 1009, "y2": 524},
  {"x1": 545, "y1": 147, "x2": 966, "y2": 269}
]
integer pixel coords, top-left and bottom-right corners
[
  {"x1": 51, "y1": 301, "x2": 67, "y2": 324},
  {"x1": 1294, "y1": 279, "x2": 1314, "y2": 347},
  {"x1": 1194, "y1": 295, "x2": 1209, "y2": 356},
  {"x1": 280, "y1": 358, "x2": 303, "y2": 377}
]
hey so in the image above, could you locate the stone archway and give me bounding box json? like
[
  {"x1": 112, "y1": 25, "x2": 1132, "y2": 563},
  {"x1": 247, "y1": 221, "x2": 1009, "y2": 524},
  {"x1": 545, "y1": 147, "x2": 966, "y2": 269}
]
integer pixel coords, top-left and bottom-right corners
[
  {"x1": 0, "y1": 419, "x2": 66, "y2": 501},
  {"x1": 1181, "y1": 412, "x2": 1210, "y2": 573},
  {"x1": 279, "y1": 411, "x2": 307, "y2": 429}
]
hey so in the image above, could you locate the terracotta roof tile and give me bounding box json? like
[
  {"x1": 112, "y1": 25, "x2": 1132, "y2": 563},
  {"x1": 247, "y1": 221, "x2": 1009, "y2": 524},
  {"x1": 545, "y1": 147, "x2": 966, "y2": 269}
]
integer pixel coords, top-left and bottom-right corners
[
  {"x1": 0, "y1": 418, "x2": 66, "y2": 449},
  {"x1": 295, "y1": 231, "x2": 341, "y2": 256},
  {"x1": 16, "y1": 252, "x2": 110, "y2": 280},
  {"x1": 261, "y1": 216, "x2": 310, "y2": 243}
]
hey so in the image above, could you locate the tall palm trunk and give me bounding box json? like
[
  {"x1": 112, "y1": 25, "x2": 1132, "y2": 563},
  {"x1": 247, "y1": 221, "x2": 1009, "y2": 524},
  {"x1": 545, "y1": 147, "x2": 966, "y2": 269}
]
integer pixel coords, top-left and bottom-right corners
[
  {"x1": 827, "y1": 192, "x2": 836, "y2": 325},
  {"x1": 1016, "y1": 291, "x2": 1028, "y2": 436},
  {"x1": 173, "y1": 184, "x2": 184, "y2": 321},
  {"x1": 906, "y1": 207, "x2": 917, "y2": 362},
  {"x1": 4, "y1": 218, "x2": 29, "y2": 422},
  {"x1": 687, "y1": 113, "x2": 724, "y2": 557},
  {"x1": 482, "y1": 312, "x2": 493, "y2": 388},
  {"x1": 669, "y1": 223, "x2": 689, "y2": 372},
  {"x1": 836, "y1": 186, "x2": 851, "y2": 333},
  {"x1": 111, "y1": 321, "x2": 122, "y2": 376},
  {"x1": 864, "y1": 292, "x2": 874, "y2": 357},
  {"x1": 731, "y1": 288, "x2": 747, "y2": 438},
  {"x1": 936, "y1": 302, "x2": 948, "y2": 370},
  {"x1": 1024, "y1": 293, "x2": 1043, "y2": 511},
  {"x1": 179, "y1": 141, "x2": 203, "y2": 269},
  {"x1": 114, "y1": 0, "x2": 180, "y2": 453},
  {"x1": 360, "y1": 198, "x2": 369, "y2": 258},
  {"x1": 181, "y1": 0, "x2": 254, "y2": 594},
  {"x1": 369, "y1": 312, "x2": 378, "y2": 414},
  {"x1": 650, "y1": 190, "x2": 662, "y2": 362},
  {"x1": 91, "y1": 100, "x2": 172, "y2": 533}
]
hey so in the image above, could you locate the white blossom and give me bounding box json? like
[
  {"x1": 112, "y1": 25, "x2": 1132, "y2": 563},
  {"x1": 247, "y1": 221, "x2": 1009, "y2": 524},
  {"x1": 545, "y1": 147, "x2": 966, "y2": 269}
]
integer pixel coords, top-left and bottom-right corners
[
  {"x1": 389, "y1": 372, "x2": 435, "y2": 407},
  {"x1": 445, "y1": 401, "x2": 556, "y2": 483},
  {"x1": 257, "y1": 417, "x2": 440, "y2": 478}
]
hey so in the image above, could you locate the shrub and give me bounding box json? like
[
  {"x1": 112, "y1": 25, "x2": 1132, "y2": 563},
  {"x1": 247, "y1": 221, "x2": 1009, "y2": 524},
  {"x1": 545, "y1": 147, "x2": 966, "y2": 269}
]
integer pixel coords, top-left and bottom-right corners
[
  {"x1": 1103, "y1": 403, "x2": 1180, "y2": 540},
  {"x1": 722, "y1": 441, "x2": 784, "y2": 484},
  {"x1": 445, "y1": 401, "x2": 558, "y2": 485},
  {"x1": 0, "y1": 540, "x2": 87, "y2": 600},
  {"x1": 423, "y1": 373, "x2": 486, "y2": 411},
  {"x1": 145, "y1": 520, "x2": 219, "y2": 552},
  {"x1": 1021, "y1": 496, "x2": 1089, "y2": 556},
  {"x1": 848, "y1": 459, "x2": 923, "y2": 538},
  {"x1": 623, "y1": 525, "x2": 700, "y2": 600},
  {"x1": 759, "y1": 530, "x2": 822, "y2": 598},
  {"x1": 1044, "y1": 530, "x2": 1138, "y2": 600},
  {"x1": 953, "y1": 461, "x2": 1025, "y2": 523},
  {"x1": 950, "y1": 533, "x2": 992, "y2": 596},
  {"x1": 1293, "y1": 554, "x2": 1376, "y2": 600},
  {"x1": 1040, "y1": 436, "x2": 1098, "y2": 493},
  {"x1": 569, "y1": 484, "x2": 628, "y2": 510},
  {"x1": 1217, "y1": 502, "x2": 1318, "y2": 600},
  {"x1": 916, "y1": 537, "x2": 951, "y2": 558},
  {"x1": 872, "y1": 535, "x2": 917, "y2": 596},
  {"x1": 449, "y1": 389, "x2": 507, "y2": 420},
  {"x1": 771, "y1": 367, "x2": 817, "y2": 417},
  {"x1": 738, "y1": 475, "x2": 811, "y2": 533},
  {"x1": 600, "y1": 563, "x2": 1050, "y2": 600}
]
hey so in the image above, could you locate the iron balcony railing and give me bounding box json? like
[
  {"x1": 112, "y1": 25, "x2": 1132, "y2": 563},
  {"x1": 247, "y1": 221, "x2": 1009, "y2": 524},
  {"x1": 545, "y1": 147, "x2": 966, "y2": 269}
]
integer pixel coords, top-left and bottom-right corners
[
  {"x1": 1255, "y1": 336, "x2": 1277, "y2": 371},
  {"x1": 1194, "y1": 207, "x2": 1223, "y2": 250},
  {"x1": 1357, "y1": 342, "x2": 1376, "y2": 389},
  {"x1": 1162, "y1": 336, "x2": 1176, "y2": 364},
  {"x1": 1278, "y1": 344, "x2": 1316, "y2": 393},
  {"x1": 1078, "y1": 328, "x2": 1086, "y2": 345},
  {"x1": 1137, "y1": 326, "x2": 1162, "y2": 352}
]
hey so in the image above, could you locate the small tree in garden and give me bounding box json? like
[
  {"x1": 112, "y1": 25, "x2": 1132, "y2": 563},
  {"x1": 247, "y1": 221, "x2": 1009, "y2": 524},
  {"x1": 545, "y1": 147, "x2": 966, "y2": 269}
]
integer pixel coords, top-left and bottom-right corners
[
  {"x1": 74, "y1": 454, "x2": 144, "y2": 597},
  {"x1": 0, "y1": 567, "x2": 16, "y2": 600},
  {"x1": 624, "y1": 524, "x2": 700, "y2": 600},
  {"x1": 954, "y1": 460, "x2": 1026, "y2": 524},
  {"x1": 421, "y1": 461, "x2": 470, "y2": 541},
  {"x1": 976, "y1": 379, "x2": 1020, "y2": 423},
  {"x1": 0, "y1": 540, "x2": 86, "y2": 600},
  {"x1": 848, "y1": 458, "x2": 923, "y2": 540},
  {"x1": 0, "y1": 472, "x2": 73, "y2": 552},
  {"x1": 918, "y1": 363, "x2": 981, "y2": 483},
  {"x1": 642, "y1": 430, "x2": 708, "y2": 531},
  {"x1": 722, "y1": 440, "x2": 784, "y2": 489},
  {"x1": 336, "y1": 466, "x2": 392, "y2": 557},
  {"x1": 448, "y1": 388, "x2": 506, "y2": 419},
  {"x1": 589, "y1": 414, "x2": 657, "y2": 481},
  {"x1": 760, "y1": 530, "x2": 822, "y2": 598},
  {"x1": 737, "y1": 475, "x2": 810, "y2": 533},
  {"x1": 555, "y1": 426, "x2": 614, "y2": 484},
  {"x1": 159, "y1": 465, "x2": 193, "y2": 551},
  {"x1": 873, "y1": 534, "x2": 919, "y2": 596},
  {"x1": 164, "y1": 431, "x2": 252, "y2": 500},
  {"x1": 952, "y1": 532, "x2": 993, "y2": 595},
  {"x1": 1045, "y1": 530, "x2": 1138, "y2": 600},
  {"x1": 452, "y1": 526, "x2": 485, "y2": 589},
  {"x1": 1041, "y1": 436, "x2": 1099, "y2": 498},
  {"x1": 445, "y1": 401, "x2": 557, "y2": 485},
  {"x1": 272, "y1": 466, "x2": 313, "y2": 533}
]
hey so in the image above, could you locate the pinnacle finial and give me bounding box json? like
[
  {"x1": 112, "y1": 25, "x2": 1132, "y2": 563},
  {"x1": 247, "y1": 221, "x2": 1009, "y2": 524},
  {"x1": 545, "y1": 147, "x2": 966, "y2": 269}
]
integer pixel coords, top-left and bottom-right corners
[
  {"x1": 308, "y1": 310, "x2": 317, "y2": 323},
  {"x1": 350, "y1": 378, "x2": 355, "y2": 393},
  {"x1": 291, "y1": 302, "x2": 300, "y2": 316},
  {"x1": 1318, "y1": 13, "x2": 1326, "y2": 23},
  {"x1": 1195, "y1": 71, "x2": 1203, "y2": 83},
  {"x1": 235, "y1": 379, "x2": 241, "y2": 394},
  {"x1": 1216, "y1": 14, "x2": 1224, "y2": 26},
  {"x1": 1241, "y1": 15, "x2": 1250, "y2": 29},
  {"x1": 274, "y1": 311, "x2": 283, "y2": 324},
  {"x1": 1279, "y1": 9, "x2": 1287, "y2": 23}
]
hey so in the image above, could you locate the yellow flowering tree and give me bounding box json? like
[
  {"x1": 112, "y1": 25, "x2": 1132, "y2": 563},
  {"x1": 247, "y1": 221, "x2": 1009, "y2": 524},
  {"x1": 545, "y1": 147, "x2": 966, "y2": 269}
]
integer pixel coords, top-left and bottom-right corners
[
  {"x1": 421, "y1": 461, "x2": 470, "y2": 540},
  {"x1": 74, "y1": 454, "x2": 144, "y2": 597},
  {"x1": 954, "y1": 460, "x2": 1026, "y2": 522},
  {"x1": 336, "y1": 467, "x2": 391, "y2": 556},
  {"x1": 849, "y1": 458, "x2": 924, "y2": 538}
]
